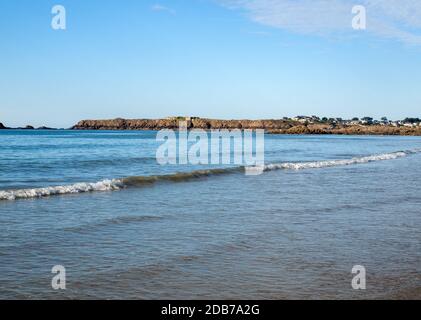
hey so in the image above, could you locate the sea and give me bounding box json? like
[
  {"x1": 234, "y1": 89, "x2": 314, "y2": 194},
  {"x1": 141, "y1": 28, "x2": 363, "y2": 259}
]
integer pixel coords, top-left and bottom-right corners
[{"x1": 0, "y1": 129, "x2": 420, "y2": 299}]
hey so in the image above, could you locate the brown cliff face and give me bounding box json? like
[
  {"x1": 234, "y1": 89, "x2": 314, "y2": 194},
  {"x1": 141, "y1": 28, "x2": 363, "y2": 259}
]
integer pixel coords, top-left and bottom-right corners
[
  {"x1": 71, "y1": 118, "x2": 421, "y2": 136},
  {"x1": 72, "y1": 118, "x2": 296, "y2": 131},
  {"x1": 72, "y1": 119, "x2": 180, "y2": 130}
]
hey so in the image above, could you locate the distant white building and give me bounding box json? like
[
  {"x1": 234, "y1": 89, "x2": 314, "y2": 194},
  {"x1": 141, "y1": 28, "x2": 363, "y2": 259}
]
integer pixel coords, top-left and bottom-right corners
[
  {"x1": 403, "y1": 123, "x2": 415, "y2": 127},
  {"x1": 292, "y1": 116, "x2": 313, "y2": 124}
]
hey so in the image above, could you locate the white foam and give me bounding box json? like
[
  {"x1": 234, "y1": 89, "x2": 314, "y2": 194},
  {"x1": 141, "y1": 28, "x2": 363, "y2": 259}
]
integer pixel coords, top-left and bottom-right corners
[
  {"x1": 0, "y1": 179, "x2": 124, "y2": 201},
  {"x1": 261, "y1": 151, "x2": 409, "y2": 172}
]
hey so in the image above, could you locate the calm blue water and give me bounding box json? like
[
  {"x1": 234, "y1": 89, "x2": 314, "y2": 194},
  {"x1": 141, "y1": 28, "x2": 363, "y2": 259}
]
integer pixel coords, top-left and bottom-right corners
[{"x1": 0, "y1": 130, "x2": 420, "y2": 299}]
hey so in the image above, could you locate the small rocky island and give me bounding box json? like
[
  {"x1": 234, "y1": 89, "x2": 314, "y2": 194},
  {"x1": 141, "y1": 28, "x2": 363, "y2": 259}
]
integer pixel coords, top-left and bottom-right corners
[
  {"x1": 71, "y1": 116, "x2": 421, "y2": 136},
  {"x1": 0, "y1": 123, "x2": 56, "y2": 130}
]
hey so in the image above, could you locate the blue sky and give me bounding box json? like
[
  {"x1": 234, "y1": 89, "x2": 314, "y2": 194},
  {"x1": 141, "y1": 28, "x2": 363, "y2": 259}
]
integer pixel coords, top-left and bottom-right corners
[{"x1": 1, "y1": 0, "x2": 421, "y2": 128}]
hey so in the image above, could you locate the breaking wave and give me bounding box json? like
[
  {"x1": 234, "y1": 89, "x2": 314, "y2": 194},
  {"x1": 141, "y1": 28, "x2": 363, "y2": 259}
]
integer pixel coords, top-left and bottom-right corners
[
  {"x1": 261, "y1": 151, "x2": 410, "y2": 171},
  {"x1": 1, "y1": 149, "x2": 419, "y2": 201},
  {"x1": 0, "y1": 179, "x2": 124, "y2": 201}
]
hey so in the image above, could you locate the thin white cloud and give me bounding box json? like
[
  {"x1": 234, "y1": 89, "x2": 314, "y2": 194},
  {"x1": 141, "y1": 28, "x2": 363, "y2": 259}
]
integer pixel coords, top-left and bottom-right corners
[
  {"x1": 219, "y1": 0, "x2": 421, "y2": 45},
  {"x1": 151, "y1": 4, "x2": 176, "y2": 15}
]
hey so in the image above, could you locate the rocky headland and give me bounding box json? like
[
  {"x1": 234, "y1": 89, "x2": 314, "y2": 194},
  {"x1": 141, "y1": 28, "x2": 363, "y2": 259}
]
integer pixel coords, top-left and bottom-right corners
[
  {"x1": 2, "y1": 118, "x2": 421, "y2": 135},
  {"x1": 71, "y1": 117, "x2": 421, "y2": 136},
  {"x1": 72, "y1": 118, "x2": 294, "y2": 131}
]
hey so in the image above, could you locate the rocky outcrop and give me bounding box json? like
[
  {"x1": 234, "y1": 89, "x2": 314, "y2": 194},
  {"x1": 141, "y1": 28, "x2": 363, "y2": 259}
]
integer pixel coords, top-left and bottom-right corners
[
  {"x1": 0, "y1": 123, "x2": 58, "y2": 130},
  {"x1": 71, "y1": 118, "x2": 421, "y2": 136},
  {"x1": 37, "y1": 126, "x2": 56, "y2": 130},
  {"x1": 72, "y1": 118, "x2": 296, "y2": 131}
]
